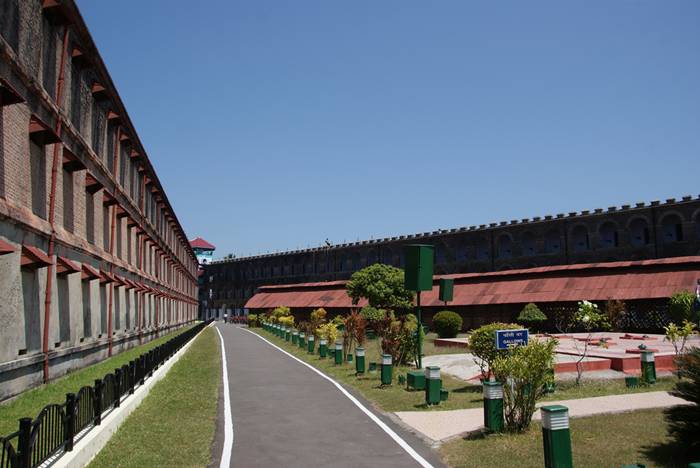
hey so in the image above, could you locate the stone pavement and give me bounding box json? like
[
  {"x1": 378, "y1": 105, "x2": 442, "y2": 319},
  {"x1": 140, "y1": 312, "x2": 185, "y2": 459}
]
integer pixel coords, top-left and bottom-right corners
[{"x1": 394, "y1": 391, "x2": 688, "y2": 443}]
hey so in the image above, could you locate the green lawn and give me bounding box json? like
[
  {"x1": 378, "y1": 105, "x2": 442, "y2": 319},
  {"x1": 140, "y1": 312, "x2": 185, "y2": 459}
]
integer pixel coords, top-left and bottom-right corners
[
  {"x1": 253, "y1": 327, "x2": 675, "y2": 413},
  {"x1": 0, "y1": 324, "x2": 195, "y2": 437},
  {"x1": 440, "y1": 408, "x2": 695, "y2": 468},
  {"x1": 89, "y1": 327, "x2": 221, "y2": 468}
]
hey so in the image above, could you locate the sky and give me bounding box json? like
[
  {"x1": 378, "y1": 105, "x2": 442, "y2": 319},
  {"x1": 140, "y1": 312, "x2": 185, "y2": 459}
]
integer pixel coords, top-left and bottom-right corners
[{"x1": 76, "y1": 1, "x2": 700, "y2": 259}]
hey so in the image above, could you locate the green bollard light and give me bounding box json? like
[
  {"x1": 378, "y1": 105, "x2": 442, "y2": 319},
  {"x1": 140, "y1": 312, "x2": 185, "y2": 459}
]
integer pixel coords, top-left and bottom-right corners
[
  {"x1": 319, "y1": 339, "x2": 328, "y2": 358},
  {"x1": 483, "y1": 381, "x2": 504, "y2": 433},
  {"x1": 285, "y1": 328, "x2": 291, "y2": 341},
  {"x1": 292, "y1": 330, "x2": 298, "y2": 345},
  {"x1": 425, "y1": 366, "x2": 441, "y2": 405},
  {"x1": 299, "y1": 332, "x2": 305, "y2": 349},
  {"x1": 381, "y1": 354, "x2": 393, "y2": 385},
  {"x1": 641, "y1": 351, "x2": 656, "y2": 384},
  {"x1": 334, "y1": 341, "x2": 343, "y2": 365},
  {"x1": 308, "y1": 335, "x2": 315, "y2": 353},
  {"x1": 541, "y1": 405, "x2": 573, "y2": 468},
  {"x1": 355, "y1": 347, "x2": 365, "y2": 375}
]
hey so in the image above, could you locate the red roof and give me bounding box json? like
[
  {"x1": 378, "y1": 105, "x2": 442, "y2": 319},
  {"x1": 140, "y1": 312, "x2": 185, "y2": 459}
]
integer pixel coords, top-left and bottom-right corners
[
  {"x1": 190, "y1": 237, "x2": 215, "y2": 250},
  {"x1": 244, "y1": 257, "x2": 700, "y2": 309}
]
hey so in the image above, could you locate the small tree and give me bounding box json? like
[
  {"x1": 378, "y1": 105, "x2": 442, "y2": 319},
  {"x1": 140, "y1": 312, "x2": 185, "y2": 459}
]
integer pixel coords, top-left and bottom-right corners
[
  {"x1": 604, "y1": 299, "x2": 627, "y2": 331},
  {"x1": 432, "y1": 311, "x2": 462, "y2": 338},
  {"x1": 669, "y1": 291, "x2": 696, "y2": 323},
  {"x1": 492, "y1": 339, "x2": 557, "y2": 432},
  {"x1": 468, "y1": 322, "x2": 521, "y2": 378},
  {"x1": 665, "y1": 320, "x2": 698, "y2": 378},
  {"x1": 570, "y1": 300, "x2": 610, "y2": 385},
  {"x1": 516, "y1": 303, "x2": 547, "y2": 332},
  {"x1": 665, "y1": 347, "x2": 700, "y2": 452},
  {"x1": 346, "y1": 264, "x2": 414, "y2": 310},
  {"x1": 309, "y1": 308, "x2": 328, "y2": 339},
  {"x1": 342, "y1": 310, "x2": 367, "y2": 359}
]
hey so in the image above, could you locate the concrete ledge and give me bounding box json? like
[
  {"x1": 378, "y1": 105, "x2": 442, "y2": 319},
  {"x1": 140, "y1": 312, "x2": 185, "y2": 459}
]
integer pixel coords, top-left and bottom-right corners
[{"x1": 51, "y1": 325, "x2": 208, "y2": 468}]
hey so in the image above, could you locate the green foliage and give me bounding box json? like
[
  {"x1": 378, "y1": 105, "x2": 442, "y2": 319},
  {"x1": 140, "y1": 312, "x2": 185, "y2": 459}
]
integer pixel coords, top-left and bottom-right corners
[
  {"x1": 492, "y1": 339, "x2": 557, "y2": 432},
  {"x1": 665, "y1": 347, "x2": 700, "y2": 451},
  {"x1": 572, "y1": 301, "x2": 611, "y2": 332},
  {"x1": 342, "y1": 310, "x2": 367, "y2": 359},
  {"x1": 669, "y1": 290, "x2": 696, "y2": 324},
  {"x1": 664, "y1": 320, "x2": 697, "y2": 357},
  {"x1": 346, "y1": 264, "x2": 414, "y2": 310},
  {"x1": 270, "y1": 306, "x2": 291, "y2": 324},
  {"x1": 247, "y1": 313, "x2": 258, "y2": 327},
  {"x1": 516, "y1": 303, "x2": 547, "y2": 330},
  {"x1": 317, "y1": 322, "x2": 339, "y2": 344},
  {"x1": 432, "y1": 311, "x2": 463, "y2": 338},
  {"x1": 604, "y1": 299, "x2": 627, "y2": 331},
  {"x1": 360, "y1": 306, "x2": 387, "y2": 325},
  {"x1": 468, "y1": 322, "x2": 521, "y2": 377}
]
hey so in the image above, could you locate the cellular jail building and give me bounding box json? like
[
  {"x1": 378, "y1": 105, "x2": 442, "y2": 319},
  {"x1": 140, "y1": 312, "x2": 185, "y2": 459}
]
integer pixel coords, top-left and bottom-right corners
[
  {"x1": 0, "y1": 0, "x2": 199, "y2": 400},
  {"x1": 204, "y1": 196, "x2": 700, "y2": 328}
]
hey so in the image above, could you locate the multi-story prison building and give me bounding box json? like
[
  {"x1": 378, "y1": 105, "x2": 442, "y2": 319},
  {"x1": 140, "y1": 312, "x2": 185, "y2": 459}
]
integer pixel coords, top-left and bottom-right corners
[
  {"x1": 204, "y1": 196, "x2": 700, "y2": 322},
  {"x1": 0, "y1": 0, "x2": 199, "y2": 400}
]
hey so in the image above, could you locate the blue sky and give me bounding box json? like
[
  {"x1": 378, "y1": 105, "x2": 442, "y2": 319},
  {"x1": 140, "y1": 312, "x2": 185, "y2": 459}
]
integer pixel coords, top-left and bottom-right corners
[{"x1": 77, "y1": 1, "x2": 700, "y2": 258}]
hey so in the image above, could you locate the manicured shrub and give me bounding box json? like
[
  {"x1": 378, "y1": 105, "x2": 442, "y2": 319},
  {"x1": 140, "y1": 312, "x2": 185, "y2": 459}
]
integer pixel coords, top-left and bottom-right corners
[
  {"x1": 492, "y1": 339, "x2": 557, "y2": 432},
  {"x1": 468, "y1": 322, "x2": 521, "y2": 377},
  {"x1": 247, "y1": 313, "x2": 258, "y2": 327},
  {"x1": 271, "y1": 306, "x2": 291, "y2": 324},
  {"x1": 360, "y1": 306, "x2": 386, "y2": 325},
  {"x1": 432, "y1": 311, "x2": 463, "y2": 338},
  {"x1": 665, "y1": 347, "x2": 700, "y2": 451},
  {"x1": 278, "y1": 315, "x2": 294, "y2": 328},
  {"x1": 516, "y1": 303, "x2": 547, "y2": 331},
  {"x1": 317, "y1": 322, "x2": 339, "y2": 344},
  {"x1": 669, "y1": 290, "x2": 696, "y2": 324}
]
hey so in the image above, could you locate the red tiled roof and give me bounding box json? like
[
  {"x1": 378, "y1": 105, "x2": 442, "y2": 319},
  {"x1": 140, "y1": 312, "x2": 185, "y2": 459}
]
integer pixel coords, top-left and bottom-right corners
[
  {"x1": 190, "y1": 237, "x2": 215, "y2": 250},
  {"x1": 244, "y1": 257, "x2": 700, "y2": 309}
]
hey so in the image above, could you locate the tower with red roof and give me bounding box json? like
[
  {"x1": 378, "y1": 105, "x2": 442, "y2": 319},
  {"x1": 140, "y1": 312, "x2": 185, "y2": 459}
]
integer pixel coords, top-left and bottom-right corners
[{"x1": 190, "y1": 237, "x2": 216, "y2": 265}]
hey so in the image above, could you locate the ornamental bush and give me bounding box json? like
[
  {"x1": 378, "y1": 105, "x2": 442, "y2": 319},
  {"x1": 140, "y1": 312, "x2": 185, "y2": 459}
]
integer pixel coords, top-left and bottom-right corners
[
  {"x1": 665, "y1": 347, "x2": 700, "y2": 451},
  {"x1": 317, "y1": 322, "x2": 339, "y2": 344},
  {"x1": 360, "y1": 306, "x2": 386, "y2": 325},
  {"x1": 468, "y1": 322, "x2": 521, "y2": 377},
  {"x1": 270, "y1": 306, "x2": 291, "y2": 324},
  {"x1": 247, "y1": 313, "x2": 258, "y2": 327},
  {"x1": 432, "y1": 311, "x2": 462, "y2": 338},
  {"x1": 278, "y1": 315, "x2": 294, "y2": 328},
  {"x1": 516, "y1": 303, "x2": 547, "y2": 332},
  {"x1": 669, "y1": 290, "x2": 696, "y2": 324}
]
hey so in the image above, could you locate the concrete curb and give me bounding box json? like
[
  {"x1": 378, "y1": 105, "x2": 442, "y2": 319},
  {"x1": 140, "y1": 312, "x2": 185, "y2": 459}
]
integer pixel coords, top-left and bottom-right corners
[{"x1": 51, "y1": 325, "x2": 209, "y2": 468}]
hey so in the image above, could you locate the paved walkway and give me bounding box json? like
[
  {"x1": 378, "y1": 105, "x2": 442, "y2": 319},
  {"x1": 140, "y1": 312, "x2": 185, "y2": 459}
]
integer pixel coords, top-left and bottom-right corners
[
  {"x1": 395, "y1": 391, "x2": 688, "y2": 442},
  {"x1": 213, "y1": 324, "x2": 445, "y2": 468}
]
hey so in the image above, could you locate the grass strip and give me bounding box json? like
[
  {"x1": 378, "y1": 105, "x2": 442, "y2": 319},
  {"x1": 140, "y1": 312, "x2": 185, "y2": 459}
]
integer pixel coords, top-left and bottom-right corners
[
  {"x1": 251, "y1": 327, "x2": 675, "y2": 413},
  {"x1": 0, "y1": 324, "x2": 196, "y2": 436},
  {"x1": 88, "y1": 327, "x2": 221, "y2": 468},
  {"x1": 440, "y1": 408, "x2": 692, "y2": 468}
]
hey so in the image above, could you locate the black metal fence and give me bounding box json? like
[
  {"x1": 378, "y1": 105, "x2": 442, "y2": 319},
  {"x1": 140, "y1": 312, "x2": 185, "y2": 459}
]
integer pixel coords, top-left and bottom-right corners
[{"x1": 0, "y1": 320, "x2": 212, "y2": 468}]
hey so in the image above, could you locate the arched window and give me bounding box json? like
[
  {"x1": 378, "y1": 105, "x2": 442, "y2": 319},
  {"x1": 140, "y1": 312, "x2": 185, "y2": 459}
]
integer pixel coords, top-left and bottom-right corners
[
  {"x1": 629, "y1": 218, "x2": 650, "y2": 247},
  {"x1": 661, "y1": 214, "x2": 684, "y2": 244},
  {"x1": 521, "y1": 232, "x2": 536, "y2": 256},
  {"x1": 456, "y1": 243, "x2": 468, "y2": 262},
  {"x1": 496, "y1": 234, "x2": 512, "y2": 259},
  {"x1": 475, "y1": 237, "x2": 490, "y2": 261},
  {"x1": 599, "y1": 222, "x2": 618, "y2": 248},
  {"x1": 544, "y1": 230, "x2": 561, "y2": 254},
  {"x1": 571, "y1": 225, "x2": 590, "y2": 252},
  {"x1": 435, "y1": 244, "x2": 447, "y2": 265}
]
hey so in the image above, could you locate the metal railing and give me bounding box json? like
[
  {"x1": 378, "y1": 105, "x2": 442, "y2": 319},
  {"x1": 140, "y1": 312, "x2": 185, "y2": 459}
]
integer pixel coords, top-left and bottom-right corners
[{"x1": 0, "y1": 320, "x2": 211, "y2": 468}]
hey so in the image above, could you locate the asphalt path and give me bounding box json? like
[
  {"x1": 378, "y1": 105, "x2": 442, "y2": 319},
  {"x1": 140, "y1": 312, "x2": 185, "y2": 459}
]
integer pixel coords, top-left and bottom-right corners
[{"x1": 212, "y1": 324, "x2": 445, "y2": 468}]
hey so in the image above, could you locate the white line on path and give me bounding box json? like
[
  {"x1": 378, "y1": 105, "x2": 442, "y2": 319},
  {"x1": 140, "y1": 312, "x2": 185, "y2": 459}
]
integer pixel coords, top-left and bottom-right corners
[
  {"x1": 214, "y1": 324, "x2": 234, "y2": 468},
  {"x1": 241, "y1": 328, "x2": 435, "y2": 468}
]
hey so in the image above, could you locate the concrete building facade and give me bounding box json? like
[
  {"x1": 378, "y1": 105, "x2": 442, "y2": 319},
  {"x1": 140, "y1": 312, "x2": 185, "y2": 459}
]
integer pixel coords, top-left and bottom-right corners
[
  {"x1": 204, "y1": 196, "x2": 700, "y2": 318},
  {"x1": 0, "y1": 0, "x2": 199, "y2": 400}
]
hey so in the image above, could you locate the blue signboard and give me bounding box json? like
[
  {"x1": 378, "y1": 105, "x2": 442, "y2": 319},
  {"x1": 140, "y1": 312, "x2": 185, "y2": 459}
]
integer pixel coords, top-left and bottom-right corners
[{"x1": 495, "y1": 329, "x2": 529, "y2": 350}]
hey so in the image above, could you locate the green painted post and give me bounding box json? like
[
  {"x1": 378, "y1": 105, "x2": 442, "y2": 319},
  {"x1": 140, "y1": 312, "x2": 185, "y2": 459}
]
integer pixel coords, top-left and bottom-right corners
[
  {"x1": 299, "y1": 332, "x2": 305, "y2": 349},
  {"x1": 483, "y1": 381, "x2": 504, "y2": 433},
  {"x1": 381, "y1": 354, "x2": 393, "y2": 385},
  {"x1": 307, "y1": 335, "x2": 315, "y2": 353},
  {"x1": 541, "y1": 405, "x2": 573, "y2": 468},
  {"x1": 425, "y1": 366, "x2": 441, "y2": 405},
  {"x1": 292, "y1": 330, "x2": 298, "y2": 345},
  {"x1": 334, "y1": 341, "x2": 343, "y2": 365},
  {"x1": 285, "y1": 328, "x2": 291, "y2": 341},
  {"x1": 355, "y1": 347, "x2": 365, "y2": 375},
  {"x1": 319, "y1": 339, "x2": 328, "y2": 358},
  {"x1": 641, "y1": 351, "x2": 656, "y2": 384}
]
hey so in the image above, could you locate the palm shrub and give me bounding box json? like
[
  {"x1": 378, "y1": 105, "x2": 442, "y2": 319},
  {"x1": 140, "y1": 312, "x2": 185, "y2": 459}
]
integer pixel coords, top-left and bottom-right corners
[
  {"x1": 516, "y1": 303, "x2": 547, "y2": 332},
  {"x1": 492, "y1": 339, "x2": 557, "y2": 432},
  {"x1": 468, "y1": 322, "x2": 521, "y2": 378},
  {"x1": 432, "y1": 311, "x2": 462, "y2": 338},
  {"x1": 665, "y1": 347, "x2": 700, "y2": 451}
]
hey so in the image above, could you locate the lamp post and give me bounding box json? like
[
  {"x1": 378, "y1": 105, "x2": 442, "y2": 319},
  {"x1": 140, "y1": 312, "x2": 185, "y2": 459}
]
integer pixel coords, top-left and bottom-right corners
[{"x1": 403, "y1": 245, "x2": 434, "y2": 369}]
